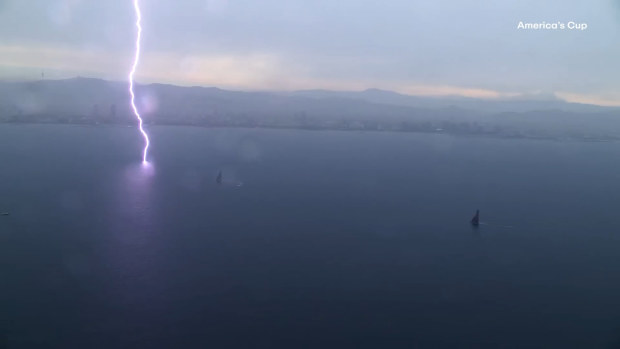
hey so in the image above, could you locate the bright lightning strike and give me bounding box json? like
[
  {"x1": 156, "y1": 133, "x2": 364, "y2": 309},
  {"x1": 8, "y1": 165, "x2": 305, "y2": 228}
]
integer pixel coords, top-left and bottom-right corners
[{"x1": 129, "y1": 0, "x2": 150, "y2": 163}]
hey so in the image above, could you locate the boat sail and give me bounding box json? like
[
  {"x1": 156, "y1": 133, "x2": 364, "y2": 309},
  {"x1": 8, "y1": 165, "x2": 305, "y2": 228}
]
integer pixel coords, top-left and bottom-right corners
[{"x1": 471, "y1": 210, "x2": 480, "y2": 226}]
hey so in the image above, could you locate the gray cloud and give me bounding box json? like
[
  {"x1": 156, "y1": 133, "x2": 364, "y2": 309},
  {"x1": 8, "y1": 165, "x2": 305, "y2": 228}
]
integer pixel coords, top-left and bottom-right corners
[{"x1": 0, "y1": 0, "x2": 618, "y2": 101}]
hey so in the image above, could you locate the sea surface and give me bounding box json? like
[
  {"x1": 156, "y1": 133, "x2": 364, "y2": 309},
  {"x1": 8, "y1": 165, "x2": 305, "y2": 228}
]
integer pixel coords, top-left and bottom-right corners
[{"x1": 2, "y1": 124, "x2": 620, "y2": 348}]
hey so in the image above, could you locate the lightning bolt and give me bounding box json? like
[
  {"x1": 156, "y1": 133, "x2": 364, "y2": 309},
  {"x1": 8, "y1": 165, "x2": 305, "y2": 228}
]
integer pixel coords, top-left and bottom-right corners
[{"x1": 129, "y1": 0, "x2": 150, "y2": 163}]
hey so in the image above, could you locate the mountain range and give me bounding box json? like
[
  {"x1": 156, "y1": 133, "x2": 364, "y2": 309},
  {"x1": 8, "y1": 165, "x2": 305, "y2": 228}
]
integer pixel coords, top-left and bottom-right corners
[{"x1": 1, "y1": 77, "x2": 619, "y2": 141}]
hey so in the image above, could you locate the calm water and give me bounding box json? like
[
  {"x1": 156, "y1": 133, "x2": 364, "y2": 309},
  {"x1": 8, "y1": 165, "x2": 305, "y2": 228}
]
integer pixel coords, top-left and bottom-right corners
[{"x1": 2, "y1": 124, "x2": 620, "y2": 348}]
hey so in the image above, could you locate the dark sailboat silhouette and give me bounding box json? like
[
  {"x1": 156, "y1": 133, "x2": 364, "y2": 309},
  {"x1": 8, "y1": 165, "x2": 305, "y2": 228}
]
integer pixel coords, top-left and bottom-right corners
[
  {"x1": 471, "y1": 209, "x2": 480, "y2": 226},
  {"x1": 216, "y1": 171, "x2": 222, "y2": 184}
]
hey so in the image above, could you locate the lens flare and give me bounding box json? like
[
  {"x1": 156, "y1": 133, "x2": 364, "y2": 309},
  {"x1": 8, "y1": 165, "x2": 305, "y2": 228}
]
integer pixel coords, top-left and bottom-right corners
[{"x1": 128, "y1": 0, "x2": 150, "y2": 163}]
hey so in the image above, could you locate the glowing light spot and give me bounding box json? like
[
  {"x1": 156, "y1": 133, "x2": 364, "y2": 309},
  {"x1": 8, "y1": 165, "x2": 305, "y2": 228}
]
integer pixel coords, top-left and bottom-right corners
[{"x1": 129, "y1": 0, "x2": 150, "y2": 163}]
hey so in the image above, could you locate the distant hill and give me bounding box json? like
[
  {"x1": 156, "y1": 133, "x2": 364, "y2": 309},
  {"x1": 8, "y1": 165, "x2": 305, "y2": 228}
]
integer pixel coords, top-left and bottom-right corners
[
  {"x1": 0, "y1": 77, "x2": 477, "y2": 124},
  {"x1": 288, "y1": 88, "x2": 615, "y2": 114},
  {"x1": 1, "y1": 77, "x2": 619, "y2": 141}
]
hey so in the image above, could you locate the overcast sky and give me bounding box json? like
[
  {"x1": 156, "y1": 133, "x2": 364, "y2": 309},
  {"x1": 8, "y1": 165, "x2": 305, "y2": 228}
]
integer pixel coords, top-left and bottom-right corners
[{"x1": 0, "y1": 0, "x2": 618, "y2": 105}]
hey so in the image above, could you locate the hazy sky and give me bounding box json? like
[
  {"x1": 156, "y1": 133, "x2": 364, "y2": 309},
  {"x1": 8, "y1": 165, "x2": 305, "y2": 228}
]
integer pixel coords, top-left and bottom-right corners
[{"x1": 0, "y1": 0, "x2": 618, "y2": 104}]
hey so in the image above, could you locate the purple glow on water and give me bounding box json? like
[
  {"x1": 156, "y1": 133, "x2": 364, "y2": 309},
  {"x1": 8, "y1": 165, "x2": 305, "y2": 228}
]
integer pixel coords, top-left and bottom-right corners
[{"x1": 128, "y1": 0, "x2": 150, "y2": 163}]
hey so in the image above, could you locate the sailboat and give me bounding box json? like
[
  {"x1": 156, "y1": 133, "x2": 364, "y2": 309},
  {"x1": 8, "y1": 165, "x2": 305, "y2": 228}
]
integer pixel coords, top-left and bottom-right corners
[
  {"x1": 470, "y1": 209, "x2": 480, "y2": 226},
  {"x1": 216, "y1": 170, "x2": 222, "y2": 184}
]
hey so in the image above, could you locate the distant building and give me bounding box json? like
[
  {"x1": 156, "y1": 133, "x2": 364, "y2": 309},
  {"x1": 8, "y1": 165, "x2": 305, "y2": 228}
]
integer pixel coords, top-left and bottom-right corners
[{"x1": 110, "y1": 104, "x2": 117, "y2": 118}]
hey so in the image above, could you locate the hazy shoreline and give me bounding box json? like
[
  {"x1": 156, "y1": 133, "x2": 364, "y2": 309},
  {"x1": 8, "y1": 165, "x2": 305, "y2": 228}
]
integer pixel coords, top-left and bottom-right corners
[
  {"x1": 2, "y1": 119, "x2": 618, "y2": 144},
  {"x1": 3, "y1": 78, "x2": 620, "y2": 144}
]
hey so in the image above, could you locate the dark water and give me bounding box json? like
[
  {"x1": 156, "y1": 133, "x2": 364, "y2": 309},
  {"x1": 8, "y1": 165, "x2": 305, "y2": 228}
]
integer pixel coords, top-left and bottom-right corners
[{"x1": 2, "y1": 124, "x2": 620, "y2": 348}]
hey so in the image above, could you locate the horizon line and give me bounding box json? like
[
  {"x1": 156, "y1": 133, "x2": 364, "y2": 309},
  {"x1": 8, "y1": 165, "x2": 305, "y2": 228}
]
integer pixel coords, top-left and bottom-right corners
[{"x1": 3, "y1": 75, "x2": 619, "y2": 108}]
